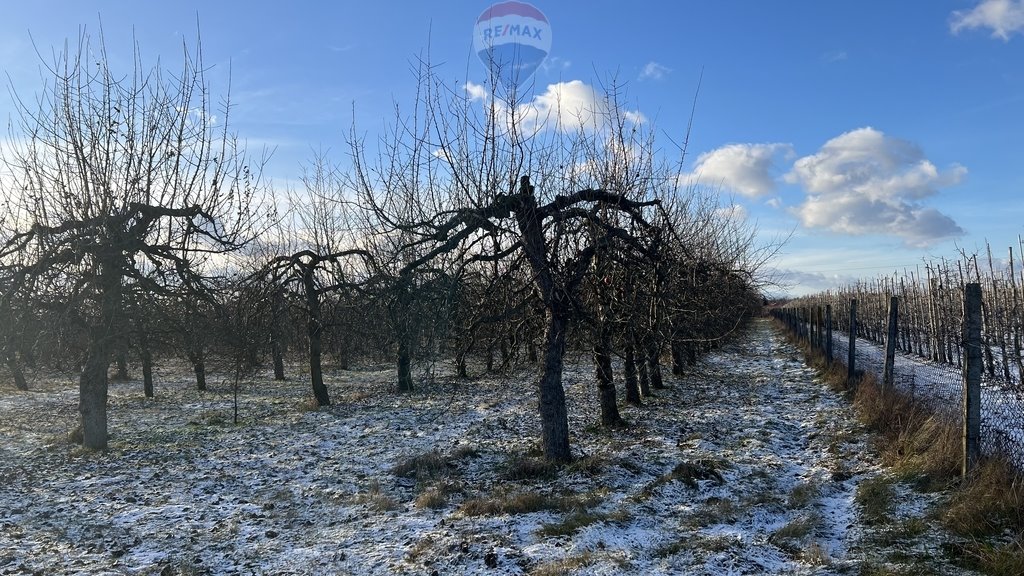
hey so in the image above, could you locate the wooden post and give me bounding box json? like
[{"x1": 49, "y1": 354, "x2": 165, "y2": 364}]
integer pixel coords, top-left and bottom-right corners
[
  {"x1": 963, "y1": 283, "x2": 983, "y2": 477},
  {"x1": 818, "y1": 306, "x2": 825, "y2": 351},
  {"x1": 825, "y1": 304, "x2": 833, "y2": 364},
  {"x1": 883, "y1": 296, "x2": 899, "y2": 389},
  {"x1": 848, "y1": 299, "x2": 857, "y2": 382},
  {"x1": 815, "y1": 305, "x2": 823, "y2": 350}
]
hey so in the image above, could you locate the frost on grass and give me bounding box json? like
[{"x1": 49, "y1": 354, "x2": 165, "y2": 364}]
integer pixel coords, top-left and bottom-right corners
[{"x1": 0, "y1": 320, "x2": 976, "y2": 574}]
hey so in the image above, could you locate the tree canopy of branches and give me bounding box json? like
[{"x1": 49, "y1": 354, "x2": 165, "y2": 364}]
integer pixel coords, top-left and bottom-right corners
[
  {"x1": 0, "y1": 31, "x2": 267, "y2": 449},
  {"x1": 345, "y1": 65, "x2": 773, "y2": 462},
  {"x1": 0, "y1": 39, "x2": 777, "y2": 463}
]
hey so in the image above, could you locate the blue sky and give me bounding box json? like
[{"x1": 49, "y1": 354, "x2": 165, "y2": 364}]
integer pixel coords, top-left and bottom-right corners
[{"x1": 1, "y1": 1, "x2": 1022, "y2": 296}]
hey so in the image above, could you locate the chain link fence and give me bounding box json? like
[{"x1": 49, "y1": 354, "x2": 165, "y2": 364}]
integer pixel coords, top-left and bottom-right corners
[{"x1": 773, "y1": 298, "x2": 1024, "y2": 472}]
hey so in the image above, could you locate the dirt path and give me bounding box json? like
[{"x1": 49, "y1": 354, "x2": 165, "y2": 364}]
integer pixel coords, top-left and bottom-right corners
[{"x1": 0, "y1": 319, "x2": 974, "y2": 575}]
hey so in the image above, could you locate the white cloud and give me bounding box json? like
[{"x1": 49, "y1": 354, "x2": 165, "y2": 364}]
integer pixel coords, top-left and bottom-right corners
[
  {"x1": 687, "y1": 143, "x2": 794, "y2": 198},
  {"x1": 539, "y1": 56, "x2": 572, "y2": 74},
  {"x1": 717, "y1": 203, "x2": 749, "y2": 223},
  {"x1": 785, "y1": 127, "x2": 967, "y2": 247},
  {"x1": 466, "y1": 80, "x2": 644, "y2": 133},
  {"x1": 639, "y1": 61, "x2": 671, "y2": 81},
  {"x1": 522, "y1": 80, "x2": 605, "y2": 130},
  {"x1": 463, "y1": 81, "x2": 489, "y2": 102},
  {"x1": 765, "y1": 268, "x2": 860, "y2": 298},
  {"x1": 951, "y1": 0, "x2": 1024, "y2": 40}
]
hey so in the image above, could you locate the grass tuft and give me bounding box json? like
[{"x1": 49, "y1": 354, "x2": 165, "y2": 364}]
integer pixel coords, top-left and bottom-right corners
[
  {"x1": 535, "y1": 509, "x2": 632, "y2": 538},
  {"x1": 943, "y1": 457, "x2": 1024, "y2": 537},
  {"x1": 459, "y1": 490, "x2": 602, "y2": 517},
  {"x1": 503, "y1": 454, "x2": 559, "y2": 481},
  {"x1": 391, "y1": 450, "x2": 451, "y2": 480},
  {"x1": 855, "y1": 475, "x2": 895, "y2": 525}
]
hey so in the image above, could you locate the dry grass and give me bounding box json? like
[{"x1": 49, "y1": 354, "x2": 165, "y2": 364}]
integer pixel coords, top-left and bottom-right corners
[
  {"x1": 787, "y1": 481, "x2": 819, "y2": 509},
  {"x1": 944, "y1": 457, "x2": 1024, "y2": 537},
  {"x1": 852, "y1": 377, "x2": 960, "y2": 491},
  {"x1": 802, "y1": 541, "x2": 831, "y2": 566},
  {"x1": 959, "y1": 535, "x2": 1024, "y2": 576},
  {"x1": 772, "y1": 512, "x2": 822, "y2": 541},
  {"x1": 458, "y1": 490, "x2": 602, "y2": 517},
  {"x1": 503, "y1": 454, "x2": 559, "y2": 481},
  {"x1": 391, "y1": 450, "x2": 451, "y2": 481},
  {"x1": 682, "y1": 497, "x2": 741, "y2": 527},
  {"x1": 535, "y1": 509, "x2": 632, "y2": 538},
  {"x1": 778, "y1": 320, "x2": 1024, "y2": 574},
  {"x1": 653, "y1": 534, "x2": 739, "y2": 558},
  {"x1": 564, "y1": 454, "x2": 609, "y2": 477},
  {"x1": 414, "y1": 481, "x2": 464, "y2": 509},
  {"x1": 854, "y1": 475, "x2": 895, "y2": 525},
  {"x1": 295, "y1": 396, "x2": 322, "y2": 413},
  {"x1": 352, "y1": 481, "x2": 401, "y2": 512},
  {"x1": 643, "y1": 459, "x2": 726, "y2": 495},
  {"x1": 528, "y1": 551, "x2": 630, "y2": 576}
]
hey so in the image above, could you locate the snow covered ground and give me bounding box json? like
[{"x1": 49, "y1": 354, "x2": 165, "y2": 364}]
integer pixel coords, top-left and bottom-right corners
[{"x1": 0, "y1": 319, "x2": 976, "y2": 575}]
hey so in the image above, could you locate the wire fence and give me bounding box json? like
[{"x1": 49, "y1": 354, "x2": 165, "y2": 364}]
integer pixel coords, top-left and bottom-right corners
[{"x1": 772, "y1": 295, "x2": 1024, "y2": 473}]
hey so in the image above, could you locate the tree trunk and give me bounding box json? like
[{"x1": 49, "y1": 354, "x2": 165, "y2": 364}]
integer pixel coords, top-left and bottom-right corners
[
  {"x1": 455, "y1": 350, "x2": 468, "y2": 378},
  {"x1": 646, "y1": 340, "x2": 665, "y2": 389},
  {"x1": 271, "y1": 288, "x2": 287, "y2": 380},
  {"x1": 114, "y1": 350, "x2": 129, "y2": 381},
  {"x1": 139, "y1": 330, "x2": 154, "y2": 398},
  {"x1": 79, "y1": 263, "x2": 121, "y2": 450},
  {"x1": 514, "y1": 176, "x2": 571, "y2": 462},
  {"x1": 397, "y1": 336, "x2": 414, "y2": 392},
  {"x1": 188, "y1": 347, "x2": 207, "y2": 391},
  {"x1": 594, "y1": 320, "x2": 623, "y2": 425},
  {"x1": 637, "y1": 346, "x2": 651, "y2": 397},
  {"x1": 624, "y1": 343, "x2": 641, "y2": 405},
  {"x1": 304, "y1": 271, "x2": 331, "y2": 406},
  {"x1": 6, "y1": 353, "x2": 28, "y2": 391},
  {"x1": 539, "y1": 308, "x2": 572, "y2": 462},
  {"x1": 79, "y1": 340, "x2": 111, "y2": 449},
  {"x1": 671, "y1": 340, "x2": 685, "y2": 376},
  {"x1": 686, "y1": 343, "x2": 698, "y2": 366}
]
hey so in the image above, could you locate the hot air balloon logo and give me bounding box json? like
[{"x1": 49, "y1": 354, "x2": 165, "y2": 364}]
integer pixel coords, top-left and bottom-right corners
[{"x1": 473, "y1": 2, "x2": 551, "y2": 92}]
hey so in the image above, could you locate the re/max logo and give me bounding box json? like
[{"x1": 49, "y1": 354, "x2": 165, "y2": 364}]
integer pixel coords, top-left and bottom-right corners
[{"x1": 482, "y1": 24, "x2": 544, "y2": 41}]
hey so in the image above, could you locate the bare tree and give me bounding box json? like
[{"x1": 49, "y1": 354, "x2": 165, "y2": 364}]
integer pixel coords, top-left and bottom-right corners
[
  {"x1": 348, "y1": 67, "x2": 666, "y2": 461},
  {"x1": 0, "y1": 31, "x2": 267, "y2": 449},
  {"x1": 262, "y1": 155, "x2": 370, "y2": 406}
]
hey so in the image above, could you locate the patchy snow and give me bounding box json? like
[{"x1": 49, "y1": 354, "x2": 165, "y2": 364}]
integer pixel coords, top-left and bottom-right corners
[
  {"x1": 832, "y1": 331, "x2": 1024, "y2": 469},
  {"x1": 0, "y1": 319, "x2": 977, "y2": 575}
]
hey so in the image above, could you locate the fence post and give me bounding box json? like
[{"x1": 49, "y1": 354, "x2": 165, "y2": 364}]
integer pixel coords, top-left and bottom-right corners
[
  {"x1": 818, "y1": 306, "x2": 826, "y2": 351},
  {"x1": 825, "y1": 304, "x2": 833, "y2": 364},
  {"x1": 963, "y1": 283, "x2": 982, "y2": 477},
  {"x1": 848, "y1": 299, "x2": 857, "y2": 382},
  {"x1": 883, "y1": 296, "x2": 899, "y2": 389},
  {"x1": 814, "y1": 306, "x2": 821, "y2": 349}
]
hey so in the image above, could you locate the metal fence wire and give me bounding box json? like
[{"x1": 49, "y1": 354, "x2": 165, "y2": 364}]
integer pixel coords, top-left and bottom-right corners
[{"x1": 773, "y1": 299, "x2": 1024, "y2": 472}]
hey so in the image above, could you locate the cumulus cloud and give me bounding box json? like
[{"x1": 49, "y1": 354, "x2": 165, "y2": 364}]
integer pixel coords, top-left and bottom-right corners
[
  {"x1": 687, "y1": 143, "x2": 794, "y2": 198},
  {"x1": 951, "y1": 0, "x2": 1024, "y2": 40},
  {"x1": 463, "y1": 81, "x2": 489, "y2": 102},
  {"x1": 639, "y1": 61, "x2": 671, "y2": 81},
  {"x1": 785, "y1": 127, "x2": 966, "y2": 247},
  {"x1": 464, "y1": 80, "x2": 644, "y2": 133}
]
